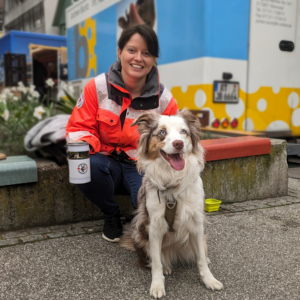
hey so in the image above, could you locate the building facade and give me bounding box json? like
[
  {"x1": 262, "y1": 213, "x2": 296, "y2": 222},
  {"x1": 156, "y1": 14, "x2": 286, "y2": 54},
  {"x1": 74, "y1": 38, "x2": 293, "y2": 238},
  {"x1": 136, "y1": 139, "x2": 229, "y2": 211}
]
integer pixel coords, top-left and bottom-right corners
[
  {"x1": 3, "y1": 0, "x2": 59, "y2": 35},
  {"x1": 0, "y1": 0, "x2": 4, "y2": 37}
]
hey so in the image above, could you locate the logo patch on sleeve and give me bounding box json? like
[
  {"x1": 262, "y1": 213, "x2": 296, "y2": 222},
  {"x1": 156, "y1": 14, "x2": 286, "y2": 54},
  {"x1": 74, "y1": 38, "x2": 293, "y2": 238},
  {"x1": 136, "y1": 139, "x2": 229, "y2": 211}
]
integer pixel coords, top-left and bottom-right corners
[{"x1": 77, "y1": 93, "x2": 84, "y2": 109}]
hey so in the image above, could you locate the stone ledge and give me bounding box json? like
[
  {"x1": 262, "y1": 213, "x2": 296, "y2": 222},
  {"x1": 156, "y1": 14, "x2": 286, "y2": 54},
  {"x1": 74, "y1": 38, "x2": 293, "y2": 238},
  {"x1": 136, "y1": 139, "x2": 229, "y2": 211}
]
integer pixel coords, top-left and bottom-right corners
[
  {"x1": 0, "y1": 139, "x2": 287, "y2": 232},
  {"x1": 202, "y1": 139, "x2": 288, "y2": 203}
]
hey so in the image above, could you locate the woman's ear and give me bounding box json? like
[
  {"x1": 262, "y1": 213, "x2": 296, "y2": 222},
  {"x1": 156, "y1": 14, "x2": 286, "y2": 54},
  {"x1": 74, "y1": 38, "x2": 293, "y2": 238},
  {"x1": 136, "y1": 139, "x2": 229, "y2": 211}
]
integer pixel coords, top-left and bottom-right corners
[{"x1": 117, "y1": 47, "x2": 122, "y2": 60}]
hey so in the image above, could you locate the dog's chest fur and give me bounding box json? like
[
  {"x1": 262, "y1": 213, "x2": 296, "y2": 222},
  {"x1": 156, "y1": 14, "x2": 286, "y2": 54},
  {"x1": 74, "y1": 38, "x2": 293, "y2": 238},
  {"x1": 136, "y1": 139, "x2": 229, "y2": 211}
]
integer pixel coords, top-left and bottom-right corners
[{"x1": 145, "y1": 159, "x2": 205, "y2": 239}]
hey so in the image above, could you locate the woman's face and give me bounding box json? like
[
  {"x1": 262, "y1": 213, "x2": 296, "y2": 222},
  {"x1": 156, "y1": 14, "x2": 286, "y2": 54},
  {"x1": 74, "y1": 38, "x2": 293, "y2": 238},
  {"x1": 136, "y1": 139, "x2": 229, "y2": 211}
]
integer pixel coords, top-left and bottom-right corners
[{"x1": 118, "y1": 33, "x2": 156, "y2": 83}]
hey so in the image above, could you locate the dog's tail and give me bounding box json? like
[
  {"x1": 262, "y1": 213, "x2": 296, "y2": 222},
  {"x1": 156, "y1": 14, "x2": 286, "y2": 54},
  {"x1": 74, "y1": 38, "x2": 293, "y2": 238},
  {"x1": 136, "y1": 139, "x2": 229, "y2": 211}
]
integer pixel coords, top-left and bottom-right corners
[{"x1": 119, "y1": 224, "x2": 135, "y2": 251}]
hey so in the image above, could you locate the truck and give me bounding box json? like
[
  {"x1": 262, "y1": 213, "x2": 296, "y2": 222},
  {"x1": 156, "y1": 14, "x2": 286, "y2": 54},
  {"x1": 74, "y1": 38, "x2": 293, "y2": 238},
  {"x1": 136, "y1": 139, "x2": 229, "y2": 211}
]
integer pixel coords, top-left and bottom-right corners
[
  {"x1": 65, "y1": 0, "x2": 300, "y2": 138},
  {"x1": 0, "y1": 30, "x2": 67, "y2": 88}
]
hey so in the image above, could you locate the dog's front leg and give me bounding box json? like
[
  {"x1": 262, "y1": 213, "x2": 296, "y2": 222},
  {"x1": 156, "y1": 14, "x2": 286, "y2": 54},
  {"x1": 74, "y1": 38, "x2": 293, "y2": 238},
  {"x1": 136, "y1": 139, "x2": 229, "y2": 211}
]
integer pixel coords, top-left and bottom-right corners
[
  {"x1": 191, "y1": 225, "x2": 223, "y2": 291},
  {"x1": 149, "y1": 220, "x2": 166, "y2": 299}
]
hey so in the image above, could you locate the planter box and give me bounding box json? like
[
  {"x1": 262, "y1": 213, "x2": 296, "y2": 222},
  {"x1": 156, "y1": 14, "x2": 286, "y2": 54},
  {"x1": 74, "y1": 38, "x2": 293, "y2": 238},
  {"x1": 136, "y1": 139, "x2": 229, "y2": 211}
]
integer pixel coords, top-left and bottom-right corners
[{"x1": 0, "y1": 139, "x2": 287, "y2": 232}]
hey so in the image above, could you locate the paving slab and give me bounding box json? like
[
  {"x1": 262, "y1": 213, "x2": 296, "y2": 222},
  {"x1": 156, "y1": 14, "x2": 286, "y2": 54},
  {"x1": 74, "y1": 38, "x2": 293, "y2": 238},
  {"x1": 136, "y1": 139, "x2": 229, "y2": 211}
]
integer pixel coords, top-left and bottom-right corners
[
  {"x1": 288, "y1": 162, "x2": 300, "y2": 179},
  {"x1": 0, "y1": 204, "x2": 300, "y2": 300}
]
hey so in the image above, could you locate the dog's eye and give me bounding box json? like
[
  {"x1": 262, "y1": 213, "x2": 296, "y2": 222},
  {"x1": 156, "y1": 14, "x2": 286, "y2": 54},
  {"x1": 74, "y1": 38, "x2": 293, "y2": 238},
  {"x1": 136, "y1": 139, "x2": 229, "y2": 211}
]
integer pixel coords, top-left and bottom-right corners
[
  {"x1": 160, "y1": 130, "x2": 166, "y2": 135},
  {"x1": 181, "y1": 129, "x2": 187, "y2": 134}
]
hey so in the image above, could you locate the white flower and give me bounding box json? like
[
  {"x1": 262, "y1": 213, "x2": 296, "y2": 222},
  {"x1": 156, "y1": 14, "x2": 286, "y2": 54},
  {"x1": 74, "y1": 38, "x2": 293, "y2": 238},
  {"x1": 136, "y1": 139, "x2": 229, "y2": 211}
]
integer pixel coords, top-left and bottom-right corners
[
  {"x1": 0, "y1": 94, "x2": 7, "y2": 103},
  {"x1": 46, "y1": 78, "x2": 55, "y2": 87},
  {"x1": 3, "y1": 88, "x2": 10, "y2": 95},
  {"x1": 32, "y1": 91, "x2": 40, "y2": 98},
  {"x1": 61, "y1": 81, "x2": 67, "y2": 90},
  {"x1": 1, "y1": 109, "x2": 9, "y2": 121},
  {"x1": 17, "y1": 86, "x2": 27, "y2": 94},
  {"x1": 27, "y1": 96, "x2": 32, "y2": 101},
  {"x1": 29, "y1": 84, "x2": 36, "y2": 93},
  {"x1": 33, "y1": 106, "x2": 46, "y2": 120},
  {"x1": 11, "y1": 87, "x2": 16, "y2": 91},
  {"x1": 18, "y1": 81, "x2": 25, "y2": 88},
  {"x1": 67, "y1": 85, "x2": 74, "y2": 96},
  {"x1": 8, "y1": 92, "x2": 14, "y2": 97},
  {"x1": 13, "y1": 96, "x2": 19, "y2": 101}
]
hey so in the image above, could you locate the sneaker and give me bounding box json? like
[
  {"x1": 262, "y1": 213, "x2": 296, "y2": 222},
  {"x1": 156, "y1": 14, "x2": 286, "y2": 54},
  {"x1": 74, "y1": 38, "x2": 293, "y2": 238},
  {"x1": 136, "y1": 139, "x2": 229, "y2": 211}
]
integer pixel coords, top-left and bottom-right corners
[
  {"x1": 120, "y1": 213, "x2": 134, "y2": 224},
  {"x1": 102, "y1": 214, "x2": 123, "y2": 242}
]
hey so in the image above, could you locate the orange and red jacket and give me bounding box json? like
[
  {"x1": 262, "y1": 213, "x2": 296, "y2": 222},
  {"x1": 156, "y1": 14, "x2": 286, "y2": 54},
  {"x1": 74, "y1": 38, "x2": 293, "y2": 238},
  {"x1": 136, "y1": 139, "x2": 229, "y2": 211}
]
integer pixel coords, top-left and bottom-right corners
[{"x1": 66, "y1": 61, "x2": 178, "y2": 160}]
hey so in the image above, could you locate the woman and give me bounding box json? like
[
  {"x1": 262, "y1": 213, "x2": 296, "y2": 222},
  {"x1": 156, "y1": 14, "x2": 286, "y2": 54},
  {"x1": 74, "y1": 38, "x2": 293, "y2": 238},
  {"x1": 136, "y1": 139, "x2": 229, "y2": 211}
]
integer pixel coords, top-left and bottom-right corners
[{"x1": 66, "y1": 24, "x2": 178, "y2": 242}]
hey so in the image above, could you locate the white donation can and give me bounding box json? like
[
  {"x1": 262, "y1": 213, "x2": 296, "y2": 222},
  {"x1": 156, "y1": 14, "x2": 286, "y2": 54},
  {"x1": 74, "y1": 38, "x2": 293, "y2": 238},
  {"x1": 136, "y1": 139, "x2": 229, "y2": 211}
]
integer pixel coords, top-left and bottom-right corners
[{"x1": 67, "y1": 142, "x2": 91, "y2": 184}]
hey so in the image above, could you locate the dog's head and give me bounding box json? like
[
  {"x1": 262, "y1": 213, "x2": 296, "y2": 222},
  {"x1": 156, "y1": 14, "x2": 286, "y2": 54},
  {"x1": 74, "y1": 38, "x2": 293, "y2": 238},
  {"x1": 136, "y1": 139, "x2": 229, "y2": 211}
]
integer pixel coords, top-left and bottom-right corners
[{"x1": 131, "y1": 108, "x2": 204, "y2": 172}]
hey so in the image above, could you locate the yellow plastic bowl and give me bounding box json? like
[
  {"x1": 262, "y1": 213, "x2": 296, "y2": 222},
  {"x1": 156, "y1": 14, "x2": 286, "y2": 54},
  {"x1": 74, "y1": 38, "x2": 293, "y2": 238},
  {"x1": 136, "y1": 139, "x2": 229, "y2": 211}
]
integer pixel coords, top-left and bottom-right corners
[{"x1": 205, "y1": 199, "x2": 222, "y2": 212}]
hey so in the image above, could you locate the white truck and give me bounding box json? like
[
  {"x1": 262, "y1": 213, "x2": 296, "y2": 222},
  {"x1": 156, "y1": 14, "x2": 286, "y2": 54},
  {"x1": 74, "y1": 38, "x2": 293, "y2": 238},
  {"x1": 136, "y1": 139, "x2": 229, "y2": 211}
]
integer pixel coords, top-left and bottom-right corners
[{"x1": 66, "y1": 0, "x2": 300, "y2": 138}]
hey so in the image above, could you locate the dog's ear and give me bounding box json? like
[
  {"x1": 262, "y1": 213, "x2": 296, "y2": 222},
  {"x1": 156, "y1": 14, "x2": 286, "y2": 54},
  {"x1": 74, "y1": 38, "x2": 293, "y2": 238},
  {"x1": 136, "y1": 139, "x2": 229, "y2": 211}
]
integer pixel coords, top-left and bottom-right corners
[
  {"x1": 178, "y1": 108, "x2": 202, "y2": 154},
  {"x1": 131, "y1": 112, "x2": 159, "y2": 157},
  {"x1": 131, "y1": 111, "x2": 159, "y2": 133}
]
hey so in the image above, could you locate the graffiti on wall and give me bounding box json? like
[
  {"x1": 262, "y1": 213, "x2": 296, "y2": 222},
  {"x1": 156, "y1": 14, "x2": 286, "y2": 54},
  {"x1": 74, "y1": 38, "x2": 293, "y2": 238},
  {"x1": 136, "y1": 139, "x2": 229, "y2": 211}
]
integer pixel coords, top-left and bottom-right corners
[{"x1": 70, "y1": 17, "x2": 97, "y2": 79}]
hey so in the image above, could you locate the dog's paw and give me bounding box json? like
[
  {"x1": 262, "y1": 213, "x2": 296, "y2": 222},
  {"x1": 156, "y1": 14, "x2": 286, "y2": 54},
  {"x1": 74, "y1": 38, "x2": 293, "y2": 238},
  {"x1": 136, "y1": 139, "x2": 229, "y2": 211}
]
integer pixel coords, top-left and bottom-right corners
[
  {"x1": 202, "y1": 275, "x2": 223, "y2": 291},
  {"x1": 163, "y1": 267, "x2": 172, "y2": 275},
  {"x1": 150, "y1": 281, "x2": 166, "y2": 298}
]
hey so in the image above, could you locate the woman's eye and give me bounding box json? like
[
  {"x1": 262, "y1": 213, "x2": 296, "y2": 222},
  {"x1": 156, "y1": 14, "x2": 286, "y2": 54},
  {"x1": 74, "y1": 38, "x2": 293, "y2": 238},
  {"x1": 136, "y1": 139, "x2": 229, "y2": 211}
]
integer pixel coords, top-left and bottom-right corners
[
  {"x1": 181, "y1": 129, "x2": 187, "y2": 134},
  {"x1": 143, "y1": 52, "x2": 150, "y2": 56},
  {"x1": 160, "y1": 130, "x2": 166, "y2": 135},
  {"x1": 128, "y1": 49, "x2": 134, "y2": 53}
]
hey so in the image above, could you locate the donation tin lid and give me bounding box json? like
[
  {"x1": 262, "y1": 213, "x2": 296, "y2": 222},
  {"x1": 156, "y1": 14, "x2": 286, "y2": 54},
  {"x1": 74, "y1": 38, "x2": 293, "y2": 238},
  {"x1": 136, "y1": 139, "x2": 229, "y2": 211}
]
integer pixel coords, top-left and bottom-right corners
[{"x1": 67, "y1": 142, "x2": 89, "y2": 152}]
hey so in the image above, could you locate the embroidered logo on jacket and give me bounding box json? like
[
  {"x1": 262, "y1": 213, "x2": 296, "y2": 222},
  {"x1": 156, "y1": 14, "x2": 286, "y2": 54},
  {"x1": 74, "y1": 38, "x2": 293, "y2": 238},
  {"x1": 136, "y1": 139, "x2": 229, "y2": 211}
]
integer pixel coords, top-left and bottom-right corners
[{"x1": 77, "y1": 93, "x2": 84, "y2": 109}]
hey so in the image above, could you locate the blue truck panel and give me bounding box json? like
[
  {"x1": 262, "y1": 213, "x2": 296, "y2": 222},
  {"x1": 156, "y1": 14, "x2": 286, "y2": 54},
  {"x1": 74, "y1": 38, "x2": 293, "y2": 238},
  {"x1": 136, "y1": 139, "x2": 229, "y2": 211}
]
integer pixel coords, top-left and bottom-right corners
[
  {"x1": 67, "y1": 5, "x2": 116, "y2": 81},
  {"x1": 66, "y1": 0, "x2": 251, "y2": 82},
  {"x1": 157, "y1": 0, "x2": 250, "y2": 65}
]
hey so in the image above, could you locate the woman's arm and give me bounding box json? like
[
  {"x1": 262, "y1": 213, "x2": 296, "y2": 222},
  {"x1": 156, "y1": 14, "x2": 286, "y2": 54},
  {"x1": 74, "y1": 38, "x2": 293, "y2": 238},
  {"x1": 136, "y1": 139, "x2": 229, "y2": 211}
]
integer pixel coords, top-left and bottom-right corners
[{"x1": 65, "y1": 79, "x2": 100, "y2": 154}]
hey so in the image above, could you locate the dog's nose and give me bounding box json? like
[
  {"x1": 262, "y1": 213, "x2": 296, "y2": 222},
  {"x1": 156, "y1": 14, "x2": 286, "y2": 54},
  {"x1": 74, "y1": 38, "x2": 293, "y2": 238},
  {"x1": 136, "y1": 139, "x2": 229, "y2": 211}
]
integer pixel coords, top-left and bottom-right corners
[{"x1": 173, "y1": 140, "x2": 184, "y2": 150}]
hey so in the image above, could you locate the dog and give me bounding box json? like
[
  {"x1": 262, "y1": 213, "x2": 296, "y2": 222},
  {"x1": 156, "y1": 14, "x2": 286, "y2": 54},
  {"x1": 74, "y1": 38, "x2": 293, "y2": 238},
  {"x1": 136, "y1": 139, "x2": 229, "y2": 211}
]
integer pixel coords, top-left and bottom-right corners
[{"x1": 120, "y1": 109, "x2": 223, "y2": 298}]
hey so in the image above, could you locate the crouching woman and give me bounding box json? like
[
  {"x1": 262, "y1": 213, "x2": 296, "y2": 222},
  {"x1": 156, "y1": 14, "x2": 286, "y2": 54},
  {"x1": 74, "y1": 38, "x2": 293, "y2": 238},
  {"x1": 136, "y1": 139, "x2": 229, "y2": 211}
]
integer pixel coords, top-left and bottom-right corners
[{"x1": 65, "y1": 24, "x2": 178, "y2": 242}]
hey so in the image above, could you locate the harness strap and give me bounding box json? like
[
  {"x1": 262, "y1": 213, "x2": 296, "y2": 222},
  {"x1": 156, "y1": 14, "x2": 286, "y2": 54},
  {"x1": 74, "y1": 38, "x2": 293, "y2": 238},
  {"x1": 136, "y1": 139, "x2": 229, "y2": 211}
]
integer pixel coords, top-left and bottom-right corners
[
  {"x1": 157, "y1": 189, "x2": 177, "y2": 232},
  {"x1": 165, "y1": 201, "x2": 177, "y2": 232}
]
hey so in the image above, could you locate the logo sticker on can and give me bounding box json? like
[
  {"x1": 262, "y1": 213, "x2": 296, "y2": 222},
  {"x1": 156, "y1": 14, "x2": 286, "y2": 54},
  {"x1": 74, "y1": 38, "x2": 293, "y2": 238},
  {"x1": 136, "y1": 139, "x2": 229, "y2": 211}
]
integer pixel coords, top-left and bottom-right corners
[{"x1": 77, "y1": 163, "x2": 88, "y2": 174}]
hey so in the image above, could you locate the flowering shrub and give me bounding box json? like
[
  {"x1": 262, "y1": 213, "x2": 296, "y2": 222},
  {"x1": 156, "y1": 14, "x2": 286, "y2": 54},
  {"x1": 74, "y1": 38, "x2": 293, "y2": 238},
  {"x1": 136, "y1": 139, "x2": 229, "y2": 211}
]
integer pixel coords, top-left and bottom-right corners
[
  {"x1": 0, "y1": 80, "x2": 76, "y2": 155},
  {"x1": 56, "y1": 81, "x2": 77, "y2": 115}
]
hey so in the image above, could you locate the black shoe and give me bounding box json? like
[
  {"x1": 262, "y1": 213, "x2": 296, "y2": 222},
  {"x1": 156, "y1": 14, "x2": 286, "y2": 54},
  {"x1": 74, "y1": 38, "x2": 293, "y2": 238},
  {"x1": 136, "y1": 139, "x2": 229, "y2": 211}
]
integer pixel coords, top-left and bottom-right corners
[
  {"x1": 102, "y1": 214, "x2": 123, "y2": 242},
  {"x1": 120, "y1": 213, "x2": 134, "y2": 224}
]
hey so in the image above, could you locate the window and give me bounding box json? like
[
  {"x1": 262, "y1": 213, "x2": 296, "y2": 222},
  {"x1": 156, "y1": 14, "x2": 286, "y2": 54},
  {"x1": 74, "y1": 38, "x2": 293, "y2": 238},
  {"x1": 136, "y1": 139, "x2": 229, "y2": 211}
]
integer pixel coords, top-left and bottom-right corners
[
  {"x1": 0, "y1": 11, "x2": 3, "y2": 31},
  {"x1": 5, "y1": 3, "x2": 44, "y2": 32},
  {"x1": 32, "y1": 3, "x2": 44, "y2": 29},
  {"x1": 23, "y1": 11, "x2": 31, "y2": 31}
]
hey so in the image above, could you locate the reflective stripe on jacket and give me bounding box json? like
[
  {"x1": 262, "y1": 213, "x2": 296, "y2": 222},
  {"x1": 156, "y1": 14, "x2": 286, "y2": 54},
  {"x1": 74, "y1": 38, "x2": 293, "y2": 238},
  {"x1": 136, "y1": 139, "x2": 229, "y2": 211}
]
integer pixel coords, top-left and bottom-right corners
[{"x1": 66, "y1": 61, "x2": 178, "y2": 159}]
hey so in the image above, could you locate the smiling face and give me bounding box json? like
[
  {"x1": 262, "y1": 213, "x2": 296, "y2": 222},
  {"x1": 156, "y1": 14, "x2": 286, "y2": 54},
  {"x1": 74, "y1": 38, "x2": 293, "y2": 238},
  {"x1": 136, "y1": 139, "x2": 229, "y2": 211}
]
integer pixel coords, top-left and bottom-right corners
[
  {"x1": 151, "y1": 116, "x2": 192, "y2": 171},
  {"x1": 118, "y1": 33, "x2": 156, "y2": 83},
  {"x1": 131, "y1": 109, "x2": 204, "y2": 173}
]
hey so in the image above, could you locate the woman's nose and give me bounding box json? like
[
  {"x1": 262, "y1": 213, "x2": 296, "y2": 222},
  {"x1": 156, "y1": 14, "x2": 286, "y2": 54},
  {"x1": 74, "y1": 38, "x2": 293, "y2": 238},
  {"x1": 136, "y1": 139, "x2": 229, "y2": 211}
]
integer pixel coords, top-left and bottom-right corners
[{"x1": 134, "y1": 52, "x2": 143, "y2": 61}]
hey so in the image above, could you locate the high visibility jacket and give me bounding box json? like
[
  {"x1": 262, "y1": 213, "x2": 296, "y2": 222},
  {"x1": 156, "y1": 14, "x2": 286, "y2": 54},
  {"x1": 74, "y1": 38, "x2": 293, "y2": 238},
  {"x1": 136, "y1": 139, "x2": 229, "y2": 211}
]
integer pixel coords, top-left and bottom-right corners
[{"x1": 66, "y1": 61, "x2": 178, "y2": 160}]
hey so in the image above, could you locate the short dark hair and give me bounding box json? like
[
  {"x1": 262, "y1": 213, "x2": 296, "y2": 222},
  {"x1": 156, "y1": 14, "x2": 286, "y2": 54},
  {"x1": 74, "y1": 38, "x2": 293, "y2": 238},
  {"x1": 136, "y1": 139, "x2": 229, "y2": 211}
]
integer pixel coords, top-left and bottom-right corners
[{"x1": 118, "y1": 24, "x2": 159, "y2": 58}]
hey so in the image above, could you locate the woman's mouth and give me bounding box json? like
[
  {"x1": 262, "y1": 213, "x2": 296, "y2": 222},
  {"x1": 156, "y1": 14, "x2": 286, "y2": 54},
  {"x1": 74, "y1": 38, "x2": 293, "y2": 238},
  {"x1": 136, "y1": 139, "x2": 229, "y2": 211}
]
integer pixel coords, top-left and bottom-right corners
[{"x1": 130, "y1": 64, "x2": 144, "y2": 70}]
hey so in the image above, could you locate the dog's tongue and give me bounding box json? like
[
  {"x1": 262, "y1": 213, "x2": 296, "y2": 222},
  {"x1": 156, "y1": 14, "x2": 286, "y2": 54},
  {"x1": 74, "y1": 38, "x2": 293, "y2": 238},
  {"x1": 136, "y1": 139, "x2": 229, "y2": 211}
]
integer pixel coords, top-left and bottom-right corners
[{"x1": 169, "y1": 153, "x2": 185, "y2": 171}]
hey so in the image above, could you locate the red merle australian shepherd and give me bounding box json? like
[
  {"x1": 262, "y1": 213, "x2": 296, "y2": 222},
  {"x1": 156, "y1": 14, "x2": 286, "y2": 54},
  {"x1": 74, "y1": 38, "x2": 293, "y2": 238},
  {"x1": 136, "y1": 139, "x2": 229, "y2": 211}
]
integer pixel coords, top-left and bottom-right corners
[{"x1": 120, "y1": 109, "x2": 223, "y2": 298}]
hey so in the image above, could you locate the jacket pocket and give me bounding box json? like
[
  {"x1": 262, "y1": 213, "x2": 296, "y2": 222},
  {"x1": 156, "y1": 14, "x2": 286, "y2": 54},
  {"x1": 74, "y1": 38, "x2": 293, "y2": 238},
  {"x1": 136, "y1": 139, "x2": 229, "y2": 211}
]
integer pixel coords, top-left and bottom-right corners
[{"x1": 96, "y1": 109, "x2": 118, "y2": 126}]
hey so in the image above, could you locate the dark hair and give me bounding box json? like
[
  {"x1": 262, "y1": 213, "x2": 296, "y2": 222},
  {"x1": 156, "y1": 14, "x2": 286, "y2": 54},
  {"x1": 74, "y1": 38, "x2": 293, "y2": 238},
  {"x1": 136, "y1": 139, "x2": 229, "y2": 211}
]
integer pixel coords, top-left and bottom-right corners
[{"x1": 118, "y1": 24, "x2": 159, "y2": 58}]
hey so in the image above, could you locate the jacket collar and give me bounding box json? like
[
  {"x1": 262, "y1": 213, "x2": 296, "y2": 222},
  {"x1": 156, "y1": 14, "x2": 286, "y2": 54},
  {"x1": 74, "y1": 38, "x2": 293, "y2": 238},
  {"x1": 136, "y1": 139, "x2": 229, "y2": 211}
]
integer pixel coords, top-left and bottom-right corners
[{"x1": 107, "y1": 60, "x2": 161, "y2": 110}]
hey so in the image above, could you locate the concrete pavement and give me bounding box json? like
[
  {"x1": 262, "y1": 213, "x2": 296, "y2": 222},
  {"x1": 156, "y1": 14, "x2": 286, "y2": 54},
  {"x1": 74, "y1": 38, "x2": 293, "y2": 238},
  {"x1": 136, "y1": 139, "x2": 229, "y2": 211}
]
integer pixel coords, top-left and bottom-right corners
[{"x1": 0, "y1": 174, "x2": 300, "y2": 299}]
